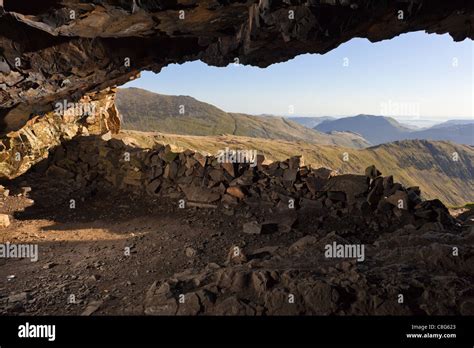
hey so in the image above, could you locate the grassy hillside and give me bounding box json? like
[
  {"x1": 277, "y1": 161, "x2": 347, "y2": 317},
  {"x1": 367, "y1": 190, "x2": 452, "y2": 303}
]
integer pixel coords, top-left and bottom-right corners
[
  {"x1": 118, "y1": 130, "x2": 474, "y2": 207},
  {"x1": 116, "y1": 88, "x2": 370, "y2": 148},
  {"x1": 286, "y1": 116, "x2": 335, "y2": 128}
]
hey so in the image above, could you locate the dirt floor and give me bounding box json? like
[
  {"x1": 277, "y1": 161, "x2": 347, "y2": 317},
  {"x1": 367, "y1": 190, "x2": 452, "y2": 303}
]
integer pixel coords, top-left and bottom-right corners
[{"x1": 0, "y1": 178, "x2": 305, "y2": 315}]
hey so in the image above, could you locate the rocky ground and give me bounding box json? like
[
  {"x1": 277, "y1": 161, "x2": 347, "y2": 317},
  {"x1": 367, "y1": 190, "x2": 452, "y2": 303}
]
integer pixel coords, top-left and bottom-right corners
[
  {"x1": 0, "y1": 136, "x2": 473, "y2": 315},
  {"x1": 0, "y1": 185, "x2": 296, "y2": 315}
]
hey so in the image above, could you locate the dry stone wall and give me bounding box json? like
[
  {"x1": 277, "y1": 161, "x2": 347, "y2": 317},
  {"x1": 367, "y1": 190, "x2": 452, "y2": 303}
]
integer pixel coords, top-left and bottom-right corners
[{"x1": 44, "y1": 135, "x2": 457, "y2": 235}]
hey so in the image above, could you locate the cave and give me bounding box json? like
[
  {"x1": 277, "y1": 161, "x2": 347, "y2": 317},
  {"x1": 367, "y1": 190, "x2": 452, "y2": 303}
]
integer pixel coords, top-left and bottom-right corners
[{"x1": 0, "y1": 1, "x2": 473, "y2": 342}]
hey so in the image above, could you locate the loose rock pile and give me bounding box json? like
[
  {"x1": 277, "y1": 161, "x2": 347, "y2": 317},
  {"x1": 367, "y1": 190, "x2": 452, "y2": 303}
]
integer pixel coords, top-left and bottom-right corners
[{"x1": 143, "y1": 220, "x2": 474, "y2": 315}]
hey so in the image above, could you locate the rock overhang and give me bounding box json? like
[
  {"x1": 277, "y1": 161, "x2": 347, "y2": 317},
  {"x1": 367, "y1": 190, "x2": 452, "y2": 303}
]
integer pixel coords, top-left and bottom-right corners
[
  {"x1": 0, "y1": 0, "x2": 473, "y2": 133},
  {"x1": 0, "y1": 0, "x2": 474, "y2": 134}
]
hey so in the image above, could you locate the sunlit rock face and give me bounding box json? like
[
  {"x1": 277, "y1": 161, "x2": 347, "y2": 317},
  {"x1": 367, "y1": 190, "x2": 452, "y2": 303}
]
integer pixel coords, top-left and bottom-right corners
[
  {"x1": 0, "y1": 0, "x2": 473, "y2": 178},
  {"x1": 0, "y1": 88, "x2": 119, "y2": 179}
]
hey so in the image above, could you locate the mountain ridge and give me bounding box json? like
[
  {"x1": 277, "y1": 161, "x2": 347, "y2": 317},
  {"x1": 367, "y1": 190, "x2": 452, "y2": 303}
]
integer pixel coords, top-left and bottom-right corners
[
  {"x1": 315, "y1": 114, "x2": 473, "y2": 145},
  {"x1": 116, "y1": 88, "x2": 371, "y2": 148}
]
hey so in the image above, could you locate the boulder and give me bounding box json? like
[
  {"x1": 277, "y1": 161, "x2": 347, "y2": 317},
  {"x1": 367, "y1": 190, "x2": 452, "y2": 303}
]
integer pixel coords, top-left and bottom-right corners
[
  {"x1": 386, "y1": 190, "x2": 408, "y2": 210},
  {"x1": 221, "y1": 162, "x2": 235, "y2": 177},
  {"x1": 283, "y1": 168, "x2": 298, "y2": 182},
  {"x1": 323, "y1": 175, "x2": 369, "y2": 204},
  {"x1": 367, "y1": 177, "x2": 384, "y2": 206},
  {"x1": 305, "y1": 176, "x2": 327, "y2": 194},
  {"x1": 288, "y1": 156, "x2": 301, "y2": 169},
  {"x1": 180, "y1": 184, "x2": 220, "y2": 203}
]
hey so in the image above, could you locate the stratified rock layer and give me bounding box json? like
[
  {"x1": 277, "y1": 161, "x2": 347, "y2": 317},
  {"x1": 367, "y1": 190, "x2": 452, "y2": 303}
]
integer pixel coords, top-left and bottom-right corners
[{"x1": 0, "y1": 88, "x2": 119, "y2": 179}]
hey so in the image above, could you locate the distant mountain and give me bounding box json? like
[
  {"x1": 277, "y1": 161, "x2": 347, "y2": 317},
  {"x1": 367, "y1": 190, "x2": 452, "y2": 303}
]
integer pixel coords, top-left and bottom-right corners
[
  {"x1": 315, "y1": 114, "x2": 412, "y2": 145},
  {"x1": 405, "y1": 124, "x2": 474, "y2": 145},
  {"x1": 286, "y1": 116, "x2": 336, "y2": 129},
  {"x1": 116, "y1": 88, "x2": 371, "y2": 148},
  {"x1": 430, "y1": 119, "x2": 474, "y2": 129},
  {"x1": 315, "y1": 114, "x2": 474, "y2": 145}
]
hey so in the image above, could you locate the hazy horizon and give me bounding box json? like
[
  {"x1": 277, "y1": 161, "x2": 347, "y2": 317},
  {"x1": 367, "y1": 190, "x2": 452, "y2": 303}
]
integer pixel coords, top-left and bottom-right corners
[
  {"x1": 123, "y1": 31, "x2": 473, "y2": 121},
  {"x1": 119, "y1": 85, "x2": 472, "y2": 128}
]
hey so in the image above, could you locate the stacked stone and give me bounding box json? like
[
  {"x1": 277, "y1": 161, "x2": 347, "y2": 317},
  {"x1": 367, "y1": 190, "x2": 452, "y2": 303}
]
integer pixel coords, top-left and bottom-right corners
[
  {"x1": 144, "y1": 145, "x2": 455, "y2": 229},
  {"x1": 46, "y1": 136, "x2": 148, "y2": 194},
  {"x1": 43, "y1": 138, "x2": 456, "y2": 230}
]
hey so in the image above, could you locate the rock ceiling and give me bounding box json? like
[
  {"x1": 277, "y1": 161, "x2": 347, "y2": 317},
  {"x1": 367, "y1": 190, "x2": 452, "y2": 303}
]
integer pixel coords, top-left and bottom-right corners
[{"x1": 0, "y1": 0, "x2": 473, "y2": 133}]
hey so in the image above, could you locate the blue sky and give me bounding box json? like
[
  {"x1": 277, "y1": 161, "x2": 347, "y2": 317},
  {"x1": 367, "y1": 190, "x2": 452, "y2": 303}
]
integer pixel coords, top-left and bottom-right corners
[{"x1": 123, "y1": 31, "x2": 473, "y2": 120}]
